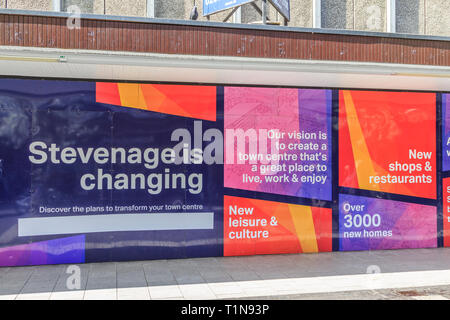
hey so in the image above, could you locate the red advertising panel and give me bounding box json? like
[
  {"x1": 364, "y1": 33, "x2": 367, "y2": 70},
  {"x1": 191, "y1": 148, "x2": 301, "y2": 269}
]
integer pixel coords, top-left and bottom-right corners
[
  {"x1": 224, "y1": 196, "x2": 332, "y2": 256},
  {"x1": 339, "y1": 90, "x2": 436, "y2": 199}
]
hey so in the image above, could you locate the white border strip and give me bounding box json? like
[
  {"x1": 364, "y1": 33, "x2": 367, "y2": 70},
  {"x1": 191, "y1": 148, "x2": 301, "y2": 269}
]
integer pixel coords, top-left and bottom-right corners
[
  {"x1": 313, "y1": 0, "x2": 321, "y2": 28},
  {"x1": 52, "y1": 0, "x2": 61, "y2": 12},
  {"x1": 0, "y1": 46, "x2": 449, "y2": 92},
  {"x1": 387, "y1": 0, "x2": 396, "y2": 33}
]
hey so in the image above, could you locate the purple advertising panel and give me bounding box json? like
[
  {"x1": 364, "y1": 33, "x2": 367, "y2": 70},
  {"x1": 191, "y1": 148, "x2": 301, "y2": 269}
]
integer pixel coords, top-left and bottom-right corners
[
  {"x1": 224, "y1": 87, "x2": 332, "y2": 201},
  {"x1": 339, "y1": 194, "x2": 437, "y2": 251},
  {"x1": 443, "y1": 94, "x2": 450, "y2": 172}
]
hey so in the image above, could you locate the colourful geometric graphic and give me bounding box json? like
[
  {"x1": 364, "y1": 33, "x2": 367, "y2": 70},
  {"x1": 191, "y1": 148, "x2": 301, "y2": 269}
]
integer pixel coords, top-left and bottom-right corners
[
  {"x1": 444, "y1": 177, "x2": 450, "y2": 247},
  {"x1": 0, "y1": 235, "x2": 85, "y2": 267},
  {"x1": 96, "y1": 82, "x2": 217, "y2": 121},
  {"x1": 339, "y1": 90, "x2": 436, "y2": 199},
  {"x1": 224, "y1": 195, "x2": 332, "y2": 256},
  {"x1": 224, "y1": 87, "x2": 332, "y2": 200},
  {"x1": 443, "y1": 94, "x2": 450, "y2": 171},
  {"x1": 339, "y1": 194, "x2": 437, "y2": 251},
  {"x1": 0, "y1": 77, "x2": 446, "y2": 267}
]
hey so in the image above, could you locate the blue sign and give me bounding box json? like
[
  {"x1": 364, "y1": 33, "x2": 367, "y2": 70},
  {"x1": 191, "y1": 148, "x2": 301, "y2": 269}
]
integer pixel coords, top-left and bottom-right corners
[
  {"x1": 203, "y1": 0, "x2": 255, "y2": 16},
  {"x1": 0, "y1": 79, "x2": 224, "y2": 266}
]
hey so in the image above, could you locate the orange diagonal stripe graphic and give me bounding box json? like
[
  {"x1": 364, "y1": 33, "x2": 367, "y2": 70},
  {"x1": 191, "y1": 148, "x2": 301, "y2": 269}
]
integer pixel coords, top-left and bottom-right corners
[
  {"x1": 343, "y1": 91, "x2": 380, "y2": 191},
  {"x1": 289, "y1": 205, "x2": 318, "y2": 253}
]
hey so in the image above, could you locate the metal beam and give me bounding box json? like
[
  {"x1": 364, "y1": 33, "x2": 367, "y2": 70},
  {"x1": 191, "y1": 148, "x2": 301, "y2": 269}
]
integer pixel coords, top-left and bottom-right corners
[
  {"x1": 251, "y1": 2, "x2": 270, "y2": 22},
  {"x1": 262, "y1": 0, "x2": 267, "y2": 24}
]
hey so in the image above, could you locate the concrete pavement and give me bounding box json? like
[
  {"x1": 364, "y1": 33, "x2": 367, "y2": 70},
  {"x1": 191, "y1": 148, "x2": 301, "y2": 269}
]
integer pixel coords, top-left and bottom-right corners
[{"x1": 2, "y1": 248, "x2": 450, "y2": 300}]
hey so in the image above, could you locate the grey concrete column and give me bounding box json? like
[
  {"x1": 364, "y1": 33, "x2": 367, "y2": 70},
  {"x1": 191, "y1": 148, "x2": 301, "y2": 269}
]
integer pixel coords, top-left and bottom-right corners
[
  {"x1": 262, "y1": 0, "x2": 267, "y2": 24},
  {"x1": 5, "y1": 0, "x2": 52, "y2": 10},
  {"x1": 424, "y1": 0, "x2": 450, "y2": 36},
  {"x1": 290, "y1": 0, "x2": 313, "y2": 28},
  {"x1": 354, "y1": 0, "x2": 386, "y2": 32},
  {"x1": 395, "y1": 0, "x2": 425, "y2": 34},
  {"x1": 321, "y1": 0, "x2": 354, "y2": 30}
]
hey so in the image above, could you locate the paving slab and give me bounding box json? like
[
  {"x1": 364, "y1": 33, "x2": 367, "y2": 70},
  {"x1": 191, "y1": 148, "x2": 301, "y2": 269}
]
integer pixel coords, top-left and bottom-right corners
[{"x1": 2, "y1": 248, "x2": 450, "y2": 299}]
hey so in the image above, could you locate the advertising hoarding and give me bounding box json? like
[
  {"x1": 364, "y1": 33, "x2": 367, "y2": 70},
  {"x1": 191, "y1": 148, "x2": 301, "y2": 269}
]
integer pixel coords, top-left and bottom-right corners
[{"x1": 0, "y1": 78, "x2": 446, "y2": 267}]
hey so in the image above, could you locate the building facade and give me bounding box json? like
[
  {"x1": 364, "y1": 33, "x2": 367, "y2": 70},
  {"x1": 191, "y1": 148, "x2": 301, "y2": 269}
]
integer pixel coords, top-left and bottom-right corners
[{"x1": 0, "y1": 0, "x2": 449, "y2": 36}]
